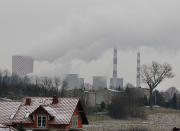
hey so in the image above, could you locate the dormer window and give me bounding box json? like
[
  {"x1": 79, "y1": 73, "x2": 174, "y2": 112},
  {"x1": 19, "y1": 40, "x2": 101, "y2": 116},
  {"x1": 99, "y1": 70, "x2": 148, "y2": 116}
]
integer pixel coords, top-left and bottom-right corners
[
  {"x1": 24, "y1": 112, "x2": 30, "y2": 119},
  {"x1": 9, "y1": 113, "x2": 16, "y2": 120},
  {"x1": 37, "y1": 115, "x2": 46, "y2": 128}
]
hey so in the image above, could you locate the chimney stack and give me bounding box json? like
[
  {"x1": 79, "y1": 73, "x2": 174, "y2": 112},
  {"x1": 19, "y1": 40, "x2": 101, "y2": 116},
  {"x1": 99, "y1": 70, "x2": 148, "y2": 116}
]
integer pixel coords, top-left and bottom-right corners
[
  {"x1": 52, "y1": 96, "x2": 58, "y2": 104},
  {"x1": 25, "y1": 98, "x2": 31, "y2": 105},
  {"x1": 113, "y1": 47, "x2": 118, "y2": 78},
  {"x1": 136, "y1": 52, "x2": 141, "y2": 88}
]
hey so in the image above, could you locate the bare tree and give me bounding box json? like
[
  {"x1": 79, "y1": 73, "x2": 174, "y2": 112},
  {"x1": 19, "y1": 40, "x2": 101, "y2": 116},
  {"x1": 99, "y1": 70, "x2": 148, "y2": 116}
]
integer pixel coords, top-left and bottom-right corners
[
  {"x1": 41, "y1": 77, "x2": 53, "y2": 96},
  {"x1": 54, "y1": 77, "x2": 61, "y2": 96},
  {"x1": 141, "y1": 61, "x2": 174, "y2": 107},
  {"x1": 60, "y1": 80, "x2": 68, "y2": 97}
]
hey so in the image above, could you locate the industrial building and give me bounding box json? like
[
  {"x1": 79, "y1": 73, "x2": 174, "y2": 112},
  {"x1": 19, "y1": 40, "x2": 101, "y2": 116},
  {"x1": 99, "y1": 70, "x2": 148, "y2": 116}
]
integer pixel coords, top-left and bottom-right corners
[
  {"x1": 64, "y1": 74, "x2": 84, "y2": 90},
  {"x1": 12, "y1": 55, "x2": 34, "y2": 76},
  {"x1": 92, "y1": 76, "x2": 107, "y2": 90},
  {"x1": 84, "y1": 88, "x2": 124, "y2": 107},
  {"x1": 110, "y1": 77, "x2": 123, "y2": 90}
]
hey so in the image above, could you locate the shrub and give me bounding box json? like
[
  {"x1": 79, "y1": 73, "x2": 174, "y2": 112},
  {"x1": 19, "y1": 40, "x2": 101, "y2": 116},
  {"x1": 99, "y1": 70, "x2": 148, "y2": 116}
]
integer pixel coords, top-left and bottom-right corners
[{"x1": 108, "y1": 88, "x2": 145, "y2": 119}]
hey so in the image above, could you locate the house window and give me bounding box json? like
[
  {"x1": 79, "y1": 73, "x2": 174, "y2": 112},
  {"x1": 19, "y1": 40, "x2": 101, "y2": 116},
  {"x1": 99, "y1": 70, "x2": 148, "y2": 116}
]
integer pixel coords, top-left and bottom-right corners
[
  {"x1": 70, "y1": 115, "x2": 78, "y2": 128},
  {"x1": 37, "y1": 115, "x2": 46, "y2": 128}
]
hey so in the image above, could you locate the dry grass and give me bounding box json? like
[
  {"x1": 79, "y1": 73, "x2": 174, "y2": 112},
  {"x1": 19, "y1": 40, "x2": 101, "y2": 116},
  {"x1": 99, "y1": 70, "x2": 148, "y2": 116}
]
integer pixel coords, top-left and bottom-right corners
[
  {"x1": 118, "y1": 127, "x2": 148, "y2": 131},
  {"x1": 87, "y1": 107, "x2": 180, "y2": 122},
  {"x1": 85, "y1": 107, "x2": 180, "y2": 131},
  {"x1": 87, "y1": 114, "x2": 113, "y2": 122},
  {"x1": 144, "y1": 107, "x2": 180, "y2": 116}
]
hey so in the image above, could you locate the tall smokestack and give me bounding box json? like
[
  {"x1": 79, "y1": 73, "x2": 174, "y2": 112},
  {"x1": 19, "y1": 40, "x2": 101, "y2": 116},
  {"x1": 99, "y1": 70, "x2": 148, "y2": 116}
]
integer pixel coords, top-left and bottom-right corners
[
  {"x1": 110, "y1": 47, "x2": 123, "y2": 90},
  {"x1": 113, "y1": 47, "x2": 118, "y2": 78},
  {"x1": 136, "y1": 52, "x2": 141, "y2": 88}
]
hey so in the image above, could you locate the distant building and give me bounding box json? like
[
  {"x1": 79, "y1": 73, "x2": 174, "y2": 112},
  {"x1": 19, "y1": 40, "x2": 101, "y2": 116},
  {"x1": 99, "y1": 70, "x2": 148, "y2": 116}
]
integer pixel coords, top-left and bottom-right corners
[
  {"x1": 84, "y1": 91, "x2": 96, "y2": 107},
  {"x1": 84, "y1": 88, "x2": 124, "y2": 107},
  {"x1": 84, "y1": 83, "x2": 93, "y2": 90},
  {"x1": 12, "y1": 55, "x2": 33, "y2": 76},
  {"x1": 110, "y1": 77, "x2": 123, "y2": 90},
  {"x1": 92, "y1": 76, "x2": 107, "y2": 90},
  {"x1": 64, "y1": 74, "x2": 84, "y2": 90}
]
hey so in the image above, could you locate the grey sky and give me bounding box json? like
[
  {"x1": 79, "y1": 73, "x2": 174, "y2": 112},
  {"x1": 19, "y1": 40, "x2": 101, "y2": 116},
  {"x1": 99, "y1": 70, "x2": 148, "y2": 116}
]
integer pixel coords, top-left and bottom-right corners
[{"x1": 0, "y1": 0, "x2": 180, "y2": 90}]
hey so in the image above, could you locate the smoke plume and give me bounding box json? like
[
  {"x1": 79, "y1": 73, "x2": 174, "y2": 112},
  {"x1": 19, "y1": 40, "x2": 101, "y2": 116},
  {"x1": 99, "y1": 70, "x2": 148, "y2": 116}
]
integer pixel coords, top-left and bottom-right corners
[{"x1": 26, "y1": 0, "x2": 180, "y2": 63}]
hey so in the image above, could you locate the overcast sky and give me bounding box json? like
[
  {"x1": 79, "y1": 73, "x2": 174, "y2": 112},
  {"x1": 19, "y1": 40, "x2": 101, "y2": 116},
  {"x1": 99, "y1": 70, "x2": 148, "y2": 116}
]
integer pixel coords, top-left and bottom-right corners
[{"x1": 0, "y1": 0, "x2": 180, "y2": 90}]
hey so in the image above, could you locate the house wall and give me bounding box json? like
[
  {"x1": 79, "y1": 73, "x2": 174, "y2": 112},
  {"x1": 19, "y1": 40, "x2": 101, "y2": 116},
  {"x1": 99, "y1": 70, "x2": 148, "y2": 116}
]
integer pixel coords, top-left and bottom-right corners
[{"x1": 65, "y1": 106, "x2": 83, "y2": 129}]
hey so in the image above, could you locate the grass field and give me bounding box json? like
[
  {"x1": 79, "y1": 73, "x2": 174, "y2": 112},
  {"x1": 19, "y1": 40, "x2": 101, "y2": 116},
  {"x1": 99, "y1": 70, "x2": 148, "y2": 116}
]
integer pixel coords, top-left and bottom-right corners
[
  {"x1": 87, "y1": 113, "x2": 113, "y2": 122},
  {"x1": 144, "y1": 107, "x2": 180, "y2": 116},
  {"x1": 87, "y1": 107, "x2": 180, "y2": 122}
]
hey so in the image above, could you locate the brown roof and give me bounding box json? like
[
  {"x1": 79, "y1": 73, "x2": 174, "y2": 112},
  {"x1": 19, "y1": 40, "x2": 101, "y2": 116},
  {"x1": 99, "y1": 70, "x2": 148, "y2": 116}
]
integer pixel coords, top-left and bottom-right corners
[
  {"x1": 0, "y1": 97, "x2": 88, "y2": 125},
  {"x1": 0, "y1": 102, "x2": 21, "y2": 124}
]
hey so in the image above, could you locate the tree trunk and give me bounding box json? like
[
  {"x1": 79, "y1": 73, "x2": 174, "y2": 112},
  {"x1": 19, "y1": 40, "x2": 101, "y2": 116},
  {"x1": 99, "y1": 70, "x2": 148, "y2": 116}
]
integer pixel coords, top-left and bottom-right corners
[{"x1": 149, "y1": 88, "x2": 153, "y2": 108}]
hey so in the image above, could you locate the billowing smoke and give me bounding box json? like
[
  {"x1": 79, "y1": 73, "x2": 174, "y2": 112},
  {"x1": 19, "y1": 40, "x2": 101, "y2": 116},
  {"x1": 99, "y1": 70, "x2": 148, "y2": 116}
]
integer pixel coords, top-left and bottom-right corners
[
  {"x1": 26, "y1": 0, "x2": 180, "y2": 63},
  {"x1": 0, "y1": 0, "x2": 177, "y2": 89},
  {"x1": 1, "y1": 0, "x2": 180, "y2": 89}
]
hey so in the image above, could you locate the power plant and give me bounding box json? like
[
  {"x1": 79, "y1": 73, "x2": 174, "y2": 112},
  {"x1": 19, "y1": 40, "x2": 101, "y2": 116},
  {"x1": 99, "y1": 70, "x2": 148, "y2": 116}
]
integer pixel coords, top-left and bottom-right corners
[
  {"x1": 110, "y1": 47, "x2": 123, "y2": 90},
  {"x1": 63, "y1": 74, "x2": 84, "y2": 90}
]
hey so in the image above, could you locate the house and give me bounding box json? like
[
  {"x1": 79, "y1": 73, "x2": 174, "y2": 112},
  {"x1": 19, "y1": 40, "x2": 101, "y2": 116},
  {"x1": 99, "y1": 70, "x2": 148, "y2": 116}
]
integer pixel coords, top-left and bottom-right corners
[{"x1": 0, "y1": 96, "x2": 88, "y2": 131}]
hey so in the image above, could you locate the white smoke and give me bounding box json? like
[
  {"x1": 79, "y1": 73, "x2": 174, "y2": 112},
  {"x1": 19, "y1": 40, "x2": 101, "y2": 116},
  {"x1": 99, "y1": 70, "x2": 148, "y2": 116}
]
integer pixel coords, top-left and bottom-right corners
[
  {"x1": 26, "y1": 0, "x2": 180, "y2": 63},
  {"x1": 15, "y1": 0, "x2": 180, "y2": 89}
]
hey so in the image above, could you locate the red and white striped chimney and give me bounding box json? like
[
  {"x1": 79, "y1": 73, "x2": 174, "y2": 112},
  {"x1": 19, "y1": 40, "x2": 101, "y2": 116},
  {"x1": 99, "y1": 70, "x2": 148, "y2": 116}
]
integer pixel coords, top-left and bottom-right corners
[{"x1": 113, "y1": 47, "x2": 117, "y2": 78}]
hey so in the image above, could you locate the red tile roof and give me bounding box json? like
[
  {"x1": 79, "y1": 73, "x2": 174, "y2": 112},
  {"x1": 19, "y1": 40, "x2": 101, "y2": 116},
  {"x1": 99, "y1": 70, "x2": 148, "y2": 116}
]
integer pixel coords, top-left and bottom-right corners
[
  {"x1": 0, "y1": 102, "x2": 21, "y2": 124},
  {"x1": 0, "y1": 97, "x2": 87, "y2": 125}
]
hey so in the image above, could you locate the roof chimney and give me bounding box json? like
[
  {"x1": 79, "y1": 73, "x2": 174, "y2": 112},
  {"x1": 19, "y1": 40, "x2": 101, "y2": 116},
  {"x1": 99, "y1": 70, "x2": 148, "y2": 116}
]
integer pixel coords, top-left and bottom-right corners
[
  {"x1": 25, "y1": 98, "x2": 31, "y2": 105},
  {"x1": 52, "y1": 96, "x2": 58, "y2": 104}
]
